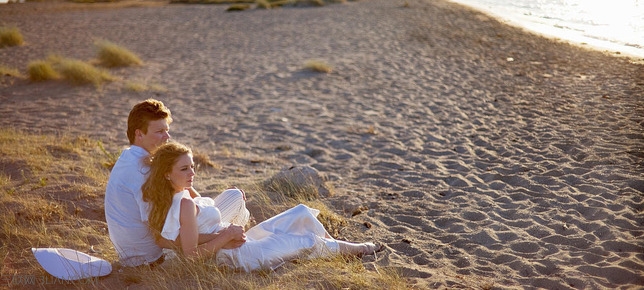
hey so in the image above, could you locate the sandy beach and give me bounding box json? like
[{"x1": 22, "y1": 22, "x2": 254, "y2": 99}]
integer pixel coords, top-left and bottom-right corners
[{"x1": 1, "y1": 0, "x2": 643, "y2": 288}]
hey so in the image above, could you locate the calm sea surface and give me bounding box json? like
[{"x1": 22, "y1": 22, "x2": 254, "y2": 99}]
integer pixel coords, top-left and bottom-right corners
[{"x1": 449, "y1": 0, "x2": 644, "y2": 58}]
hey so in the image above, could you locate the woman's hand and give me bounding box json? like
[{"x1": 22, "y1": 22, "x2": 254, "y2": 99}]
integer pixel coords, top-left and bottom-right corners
[{"x1": 220, "y1": 224, "x2": 247, "y2": 249}]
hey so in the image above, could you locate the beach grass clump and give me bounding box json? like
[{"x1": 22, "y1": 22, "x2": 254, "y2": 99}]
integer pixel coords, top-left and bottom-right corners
[
  {"x1": 0, "y1": 65, "x2": 24, "y2": 78},
  {"x1": 263, "y1": 176, "x2": 321, "y2": 202},
  {"x1": 304, "y1": 59, "x2": 333, "y2": 73},
  {"x1": 95, "y1": 40, "x2": 143, "y2": 68},
  {"x1": 348, "y1": 124, "x2": 378, "y2": 135},
  {"x1": 226, "y1": 3, "x2": 251, "y2": 11},
  {"x1": 213, "y1": 0, "x2": 252, "y2": 3},
  {"x1": 256, "y1": 0, "x2": 271, "y2": 8},
  {"x1": 27, "y1": 60, "x2": 60, "y2": 82},
  {"x1": 309, "y1": 0, "x2": 325, "y2": 6},
  {"x1": 125, "y1": 81, "x2": 147, "y2": 92},
  {"x1": 70, "y1": 0, "x2": 119, "y2": 3},
  {"x1": 276, "y1": 255, "x2": 405, "y2": 289},
  {"x1": 305, "y1": 199, "x2": 346, "y2": 237},
  {"x1": 49, "y1": 56, "x2": 115, "y2": 86},
  {"x1": 0, "y1": 129, "x2": 115, "y2": 280},
  {"x1": 251, "y1": 173, "x2": 343, "y2": 235},
  {"x1": 265, "y1": 0, "x2": 290, "y2": 6},
  {"x1": 131, "y1": 206, "x2": 403, "y2": 289},
  {"x1": 169, "y1": 0, "x2": 348, "y2": 6},
  {"x1": 170, "y1": 0, "x2": 253, "y2": 4},
  {"x1": 0, "y1": 129, "x2": 110, "y2": 186},
  {"x1": 97, "y1": 140, "x2": 120, "y2": 170},
  {"x1": 125, "y1": 80, "x2": 167, "y2": 93},
  {"x1": 0, "y1": 128, "x2": 413, "y2": 288},
  {"x1": 192, "y1": 150, "x2": 221, "y2": 171},
  {"x1": 0, "y1": 26, "x2": 24, "y2": 48}
]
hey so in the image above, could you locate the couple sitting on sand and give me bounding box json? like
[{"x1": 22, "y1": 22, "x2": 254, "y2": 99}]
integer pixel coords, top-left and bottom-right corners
[{"x1": 104, "y1": 99, "x2": 380, "y2": 271}]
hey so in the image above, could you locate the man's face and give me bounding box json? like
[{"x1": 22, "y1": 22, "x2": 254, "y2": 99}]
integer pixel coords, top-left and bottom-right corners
[{"x1": 136, "y1": 118, "x2": 170, "y2": 153}]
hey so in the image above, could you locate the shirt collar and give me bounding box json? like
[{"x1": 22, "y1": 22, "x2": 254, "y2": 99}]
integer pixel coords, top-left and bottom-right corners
[{"x1": 129, "y1": 145, "x2": 150, "y2": 158}]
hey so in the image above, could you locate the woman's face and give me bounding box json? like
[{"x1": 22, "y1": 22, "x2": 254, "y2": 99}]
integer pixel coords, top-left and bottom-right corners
[{"x1": 167, "y1": 153, "x2": 195, "y2": 192}]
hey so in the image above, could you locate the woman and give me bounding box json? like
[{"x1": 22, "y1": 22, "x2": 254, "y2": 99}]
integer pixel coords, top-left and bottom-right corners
[{"x1": 142, "y1": 142, "x2": 381, "y2": 272}]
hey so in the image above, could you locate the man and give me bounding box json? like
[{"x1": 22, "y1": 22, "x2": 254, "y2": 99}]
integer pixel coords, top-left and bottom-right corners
[{"x1": 105, "y1": 99, "x2": 249, "y2": 267}]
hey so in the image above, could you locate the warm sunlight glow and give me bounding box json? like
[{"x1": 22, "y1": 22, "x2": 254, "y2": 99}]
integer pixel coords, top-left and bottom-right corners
[{"x1": 450, "y1": 0, "x2": 644, "y2": 56}]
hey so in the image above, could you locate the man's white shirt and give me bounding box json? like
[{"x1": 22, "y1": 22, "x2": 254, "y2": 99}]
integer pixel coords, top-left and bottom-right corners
[{"x1": 104, "y1": 145, "x2": 162, "y2": 267}]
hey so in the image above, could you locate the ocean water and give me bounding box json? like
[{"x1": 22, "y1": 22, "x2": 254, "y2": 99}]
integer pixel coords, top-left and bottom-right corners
[{"x1": 449, "y1": 0, "x2": 644, "y2": 58}]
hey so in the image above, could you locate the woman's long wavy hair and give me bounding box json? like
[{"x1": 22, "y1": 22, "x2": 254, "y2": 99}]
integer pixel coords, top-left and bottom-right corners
[{"x1": 142, "y1": 141, "x2": 192, "y2": 242}]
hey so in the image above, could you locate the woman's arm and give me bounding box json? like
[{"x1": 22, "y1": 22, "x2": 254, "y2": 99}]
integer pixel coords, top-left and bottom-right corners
[
  {"x1": 156, "y1": 233, "x2": 223, "y2": 249},
  {"x1": 178, "y1": 198, "x2": 245, "y2": 258}
]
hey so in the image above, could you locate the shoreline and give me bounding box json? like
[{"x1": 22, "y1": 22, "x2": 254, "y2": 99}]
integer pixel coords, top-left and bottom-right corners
[{"x1": 448, "y1": 0, "x2": 644, "y2": 62}]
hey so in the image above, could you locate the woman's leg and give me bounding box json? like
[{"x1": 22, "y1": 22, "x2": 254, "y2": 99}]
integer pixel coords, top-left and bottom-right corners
[{"x1": 213, "y1": 188, "x2": 250, "y2": 226}]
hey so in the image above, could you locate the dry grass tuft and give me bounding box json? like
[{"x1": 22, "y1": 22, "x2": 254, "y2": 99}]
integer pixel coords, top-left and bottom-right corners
[
  {"x1": 170, "y1": 0, "x2": 253, "y2": 3},
  {"x1": 226, "y1": 3, "x2": 251, "y2": 11},
  {"x1": 70, "y1": 0, "x2": 120, "y2": 3},
  {"x1": 304, "y1": 59, "x2": 333, "y2": 73},
  {"x1": 256, "y1": 0, "x2": 271, "y2": 9},
  {"x1": 0, "y1": 26, "x2": 24, "y2": 48},
  {"x1": 131, "y1": 228, "x2": 406, "y2": 290},
  {"x1": 125, "y1": 80, "x2": 166, "y2": 92},
  {"x1": 0, "y1": 65, "x2": 24, "y2": 78},
  {"x1": 193, "y1": 151, "x2": 221, "y2": 171},
  {"x1": 0, "y1": 129, "x2": 116, "y2": 284},
  {"x1": 0, "y1": 129, "x2": 111, "y2": 192},
  {"x1": 124, "y1": 81, "x2": 147, "y2": 92},
  {"x1": 97, "y1": 140, "x2": 120, "y2": 170},
  {"x1": 49, "y1": 55, "x2": 115, "y2": 87},
  {"x1": 348, "y1": 124, "x2": 378, "y2": 135},
  {"x1": 247, "y1": 178, "x2": 343, "y2": 235},
  {"x1": 309, "y1": 0, "x2": 325, "y2": 6},
  {"x1": 263, "y1": 177, "x2": 321, "y2": 202},
  {"x1": 0, "y1": 129, "x2": 410, "y2": 288},
  {"x1": 304, "y1": 199, "x2": 346, "y2": 237},
  {"x1": 167, "y1": 0, "x2": 349, "y2": 7},
  {"x1": 95, "y1": 40, "x2": 143, "y2": 68},
  {"x1": 27, "y1": 60, "x2": 60, "y2": 82},
  {"x1": 168, "y1": 0, "x2": 269, "y2": 4},
  {"x1": 270, "y1": 254, "x2": 410, "y2": 289}
]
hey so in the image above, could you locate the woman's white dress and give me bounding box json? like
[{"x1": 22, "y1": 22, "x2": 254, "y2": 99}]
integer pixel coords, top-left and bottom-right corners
[{"x1": 161, "y1": 190, "x2": 340, "y2": 272}]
